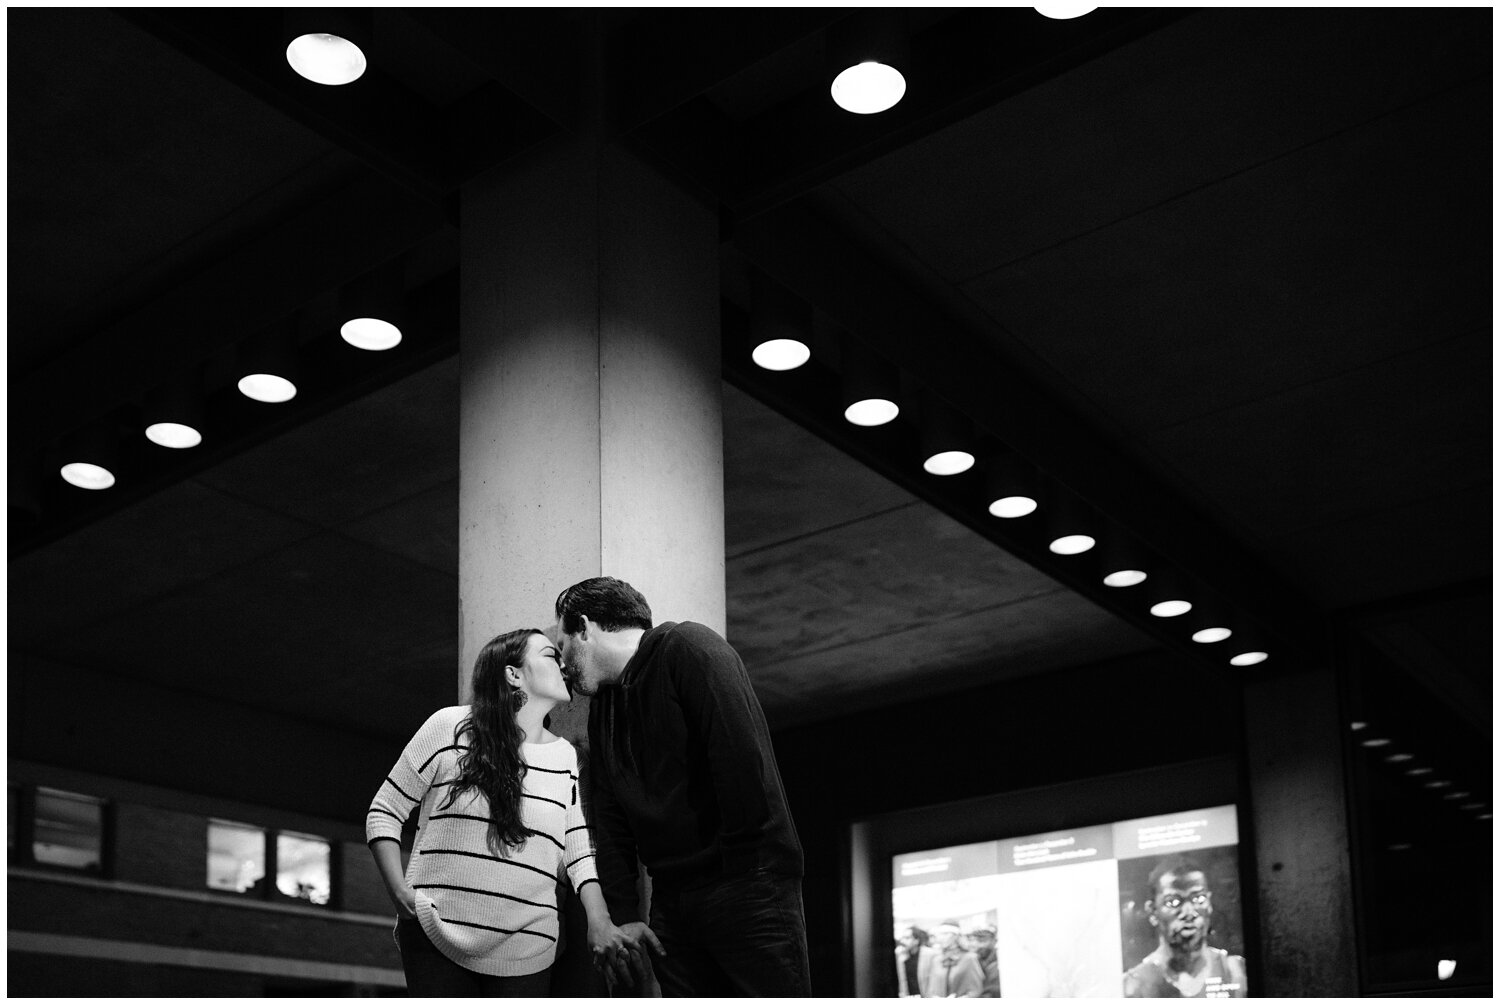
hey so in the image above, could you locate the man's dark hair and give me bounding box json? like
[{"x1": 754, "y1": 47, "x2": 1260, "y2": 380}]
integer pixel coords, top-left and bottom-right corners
[
  {"x1": 555, "y1": 576, "x2": 653, "y2": 632},
  {"x1": 905, "y1": 925, "x2": 929, "y2": 946},
  {"x1": 1146, "y1": 854, "x2": 1206, "y2": 904}
]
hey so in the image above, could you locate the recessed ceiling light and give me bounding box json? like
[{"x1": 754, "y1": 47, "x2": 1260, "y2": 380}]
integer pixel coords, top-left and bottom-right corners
[
  {"x1": 1049, "y1": 534, "x2": 1095, "y2": 555},
  {"x1": 144, "y1": 422, "x2": 203, "y2": 449},
  {"x1": 923, "y1": 450, "x2": 974, "y2": 476},
  {"x1": 1387, "y1": 842, "x2": 1412, "y2": 851},
  {"x1": 237, "y1": 373, "x2": 298, "y2": 403},
  {"x1": 1360, "y1": 737, "x2": 1392, "y2": 748},
  {"x1": 286, "y1": 33, "x2": 367, "y2": 86},
  {"x1": 1384, "y1": 752, "x2": 1413, "y2": 763},
  {"x1": 1350, "y1": 721, "x2": 1368, "y2": 731},
  {"x1": 751, "y1": 338, "x2": 810, "y2": 371},
  {"x1": 1479, "y1": 813, "x2": 1492, "y2": 821},
  {"x1": 1229, "y1": 650, "x2": 1268, "y2": 666},
  {"x1": 1151, "y1": 599, "x2": 1192, "y2": 618},
  {"x1": 1191, "y1": 626, "x2": 1232, "y2": 643},
  {"x1": 989, "y1": 495, "x2": 1038, "y2": 519},
  {"x1": 59, "y1": 462, "x2": 115, "y2": 490},
  {"x1": 830, "y1": 61, "x2": 906, "y2": 114},
  {"x1": 340, "y1": 316, "x2": 402, "y2": 351},
  {"x1": 1104, "y1": 569, "x2": 1148, "y2": 588},
  {"x1": 1034, "y1": 4, "x2": 1097, "y2": 18},
  {"x1": 1443, "y1": 792, "x2": 1471, "y2": 800},
  {"x1": 844, "y1": 397, "x2": 899, "y2": 426},
  {"x1": 1461, "y1": 803, "x2": 1485, "y2": 811},
  {"x1": 1424, "y1": 780, "x2": 1452, "y2": 789},
  {"x1": 1405, "y1": 767, "x2": 1433, "y2": 776}
]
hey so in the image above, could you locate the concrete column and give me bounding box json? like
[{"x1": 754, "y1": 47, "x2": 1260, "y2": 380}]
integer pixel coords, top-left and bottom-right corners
[
  {"x1": 1243, "y1": 663, "x2": 1359, "y2": 995},
  {"x1": 457, "y1": 134, "x2": 724, "y2": 732}
]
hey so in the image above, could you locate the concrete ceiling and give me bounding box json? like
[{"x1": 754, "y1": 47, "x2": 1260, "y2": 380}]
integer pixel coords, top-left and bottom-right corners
[{"x1": 8, "y1": 8, "x2": 1490, "y2": 783}]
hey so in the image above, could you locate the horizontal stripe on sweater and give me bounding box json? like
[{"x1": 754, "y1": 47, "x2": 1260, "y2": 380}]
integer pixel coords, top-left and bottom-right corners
[
  {"x1": 417, "y1": 849, "x2": 558, "y2": 882},
  {"x1": 413, "y1": 883, "x2": 556, "y2": 911},
  {"x1": 384, "y1": 777, "x2": 418, "y2": 802},
  {"x1": 419, "y1": 744, "x2": 468, "y2": 773},
  {"x1": 439, "y1": 915, "x2": 556, "y2": 942},
  {"x1": 423, "y1": 818, "x2": 567, "y2": 853}
]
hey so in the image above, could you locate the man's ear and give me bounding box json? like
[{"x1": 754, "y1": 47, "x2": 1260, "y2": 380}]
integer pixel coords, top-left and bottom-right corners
[
  {"x1": 565, "y1": 612, "x2": 589, "y2": 637},
  {"x1": 1145, "y1": 903, "x2": 1157, "y2": 926}
]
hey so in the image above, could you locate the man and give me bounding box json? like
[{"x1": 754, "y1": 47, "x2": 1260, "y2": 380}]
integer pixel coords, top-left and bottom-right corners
[
  {"x1": 895, "y1": 925, "x2": 936, "y2": 997},
  {"x1": 1123, "y1": 855, "x2": 1248, "y2": 998},
  {"x1": 925, "y1": 920, "x2": 985, "y2": 997},
  {"x1": 968, "y1": 925, "x2": 1001, "y2": 997},
  {"x1": 554, "y1": 576, "x2": 810, "y2": 996}
]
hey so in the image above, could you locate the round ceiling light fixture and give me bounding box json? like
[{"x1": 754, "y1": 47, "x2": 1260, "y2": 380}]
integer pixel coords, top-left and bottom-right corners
[
  {"x1": 145, "y1": 422, "x2": 203, "y2": 449},
  {"x1": 923, "y1": 450, "x2": 975, "y2": 476},
  {"x1": 991, "y1": 496, "x2": 1039, "y2": 519},
  {"x1": 1034, "y1": 4, "x2": 1097, "y2": 18},
  {"x1": 1049, "y1": 534, "x2": 1096, "y2": 556},
  {"x1": 340, "y1": 316, "x2": 402, "y2": 351},
  {"x1": 752, "y1": 338, "x2": 811, "y2": 371},
  {"x1": 840, "y1": 344, "x2": 901, "y2": 426},
  {"x1": 286, "y1": 32, "x2": 367, "y2": 86},
  {"x1": 1104, "y1": 568, "x2": 1148, "y2": 588},
  {"x1": 59, "y1": 462, "x2": 115, "y2": 491},
  {"x1": 237, "y1": 372, "x2": 298, "y2": 403},
  {"x1": 831, "y1": 61, "x2": 906, "y2": 114},
  {"x1": 749, "y1": 272, "x2": 811, "y2": 372},
  {"x1": 844, "y1": 397, "x2": 899, "y2": 427},
  {"x1": 58, "y1": 421, "x2": 119, "y2": 491},
  {"x1": 143, "y1": 372, "x2": 206, "y2": 449}
]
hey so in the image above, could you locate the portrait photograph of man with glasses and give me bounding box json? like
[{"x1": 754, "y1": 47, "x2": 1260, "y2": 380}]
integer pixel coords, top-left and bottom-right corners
[{"x1": 1121, "y1": 853, "x2": 1248, "y2": 998}]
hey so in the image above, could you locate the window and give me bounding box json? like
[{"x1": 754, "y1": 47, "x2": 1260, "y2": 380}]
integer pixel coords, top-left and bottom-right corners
[
  {"x1": 206, "y1": 819, "x2": 333, "y2": 907},
  {"x1": 207, "y1": 818, "x2": 267, "y2": 894},
  {"x1": 9, "y1": 785, "x2": 108, "y2": 874},
  {"x1": 277, "y1": 830, "x2": 331, "y2": 905}
]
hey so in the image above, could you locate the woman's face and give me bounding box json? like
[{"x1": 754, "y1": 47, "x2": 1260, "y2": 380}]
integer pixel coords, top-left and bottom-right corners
[{"x1": 515, "y1": 633, "x2": 571, "y2": 706}]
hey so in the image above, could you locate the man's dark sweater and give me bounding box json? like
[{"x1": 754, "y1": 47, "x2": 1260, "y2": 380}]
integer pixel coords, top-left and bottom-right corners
[{"x1": 586, "y1": 621, "x2": 803, "y2": 924}]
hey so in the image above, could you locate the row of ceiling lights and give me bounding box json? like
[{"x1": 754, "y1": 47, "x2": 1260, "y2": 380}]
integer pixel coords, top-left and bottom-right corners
[
  {"x1": 748, "y1": 274, "x2": 1272, "y2": 668},
  {"x1": 1350, "y1": 721, "x2": 1491, "y2": 826},
  {"x1": 60, "y1": 7, "x2": 1103, "y2": 491},
  {"x1": 283, "y1": 7, "x2": 1099, "y2": 113},
  {"x1": 56, "y1": 262, "x2": 407, "y2": 492},
  {"x1": 60, "y1": 7, "x2": 1102, "y2": 489}
]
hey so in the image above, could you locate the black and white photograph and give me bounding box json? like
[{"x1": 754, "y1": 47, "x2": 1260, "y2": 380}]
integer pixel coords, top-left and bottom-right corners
[{"x1": 8, "y1": 7, "x2": 1490, "y2": 997}]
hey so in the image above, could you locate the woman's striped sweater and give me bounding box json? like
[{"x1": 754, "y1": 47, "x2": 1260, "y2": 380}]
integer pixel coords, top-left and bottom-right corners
[{"x1": 366, "y1": 705, "x2": 599, "y2": 977}]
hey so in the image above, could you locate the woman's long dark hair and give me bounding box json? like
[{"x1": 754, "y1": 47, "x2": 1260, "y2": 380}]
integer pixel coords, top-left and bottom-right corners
[{"x1": 440, "y1": 628, "x2": 539, "y2": 854}]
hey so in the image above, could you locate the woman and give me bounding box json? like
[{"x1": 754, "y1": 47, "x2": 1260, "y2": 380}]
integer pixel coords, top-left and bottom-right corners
[{"x1": 367, "y1": 628, "x2": 636, "y2": 995}]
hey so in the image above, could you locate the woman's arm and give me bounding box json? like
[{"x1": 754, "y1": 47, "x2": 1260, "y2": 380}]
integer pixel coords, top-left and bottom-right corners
[
  {"x1": 365, "y1": 707, "x2": 452, "y2": 918},
  {"x1": 368, "y1": 838, "x2": 417, "y2": 919}
]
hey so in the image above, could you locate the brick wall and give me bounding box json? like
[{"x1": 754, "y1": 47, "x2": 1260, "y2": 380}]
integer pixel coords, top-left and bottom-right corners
[{"x1": 112, "y1": 803, "x2": 206, "y2": 890}]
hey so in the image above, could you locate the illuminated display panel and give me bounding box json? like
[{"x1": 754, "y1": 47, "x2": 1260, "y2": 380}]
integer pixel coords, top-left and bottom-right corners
[{"x1": 891, "y1": 804, "x2": 1246, "y2": 998}]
